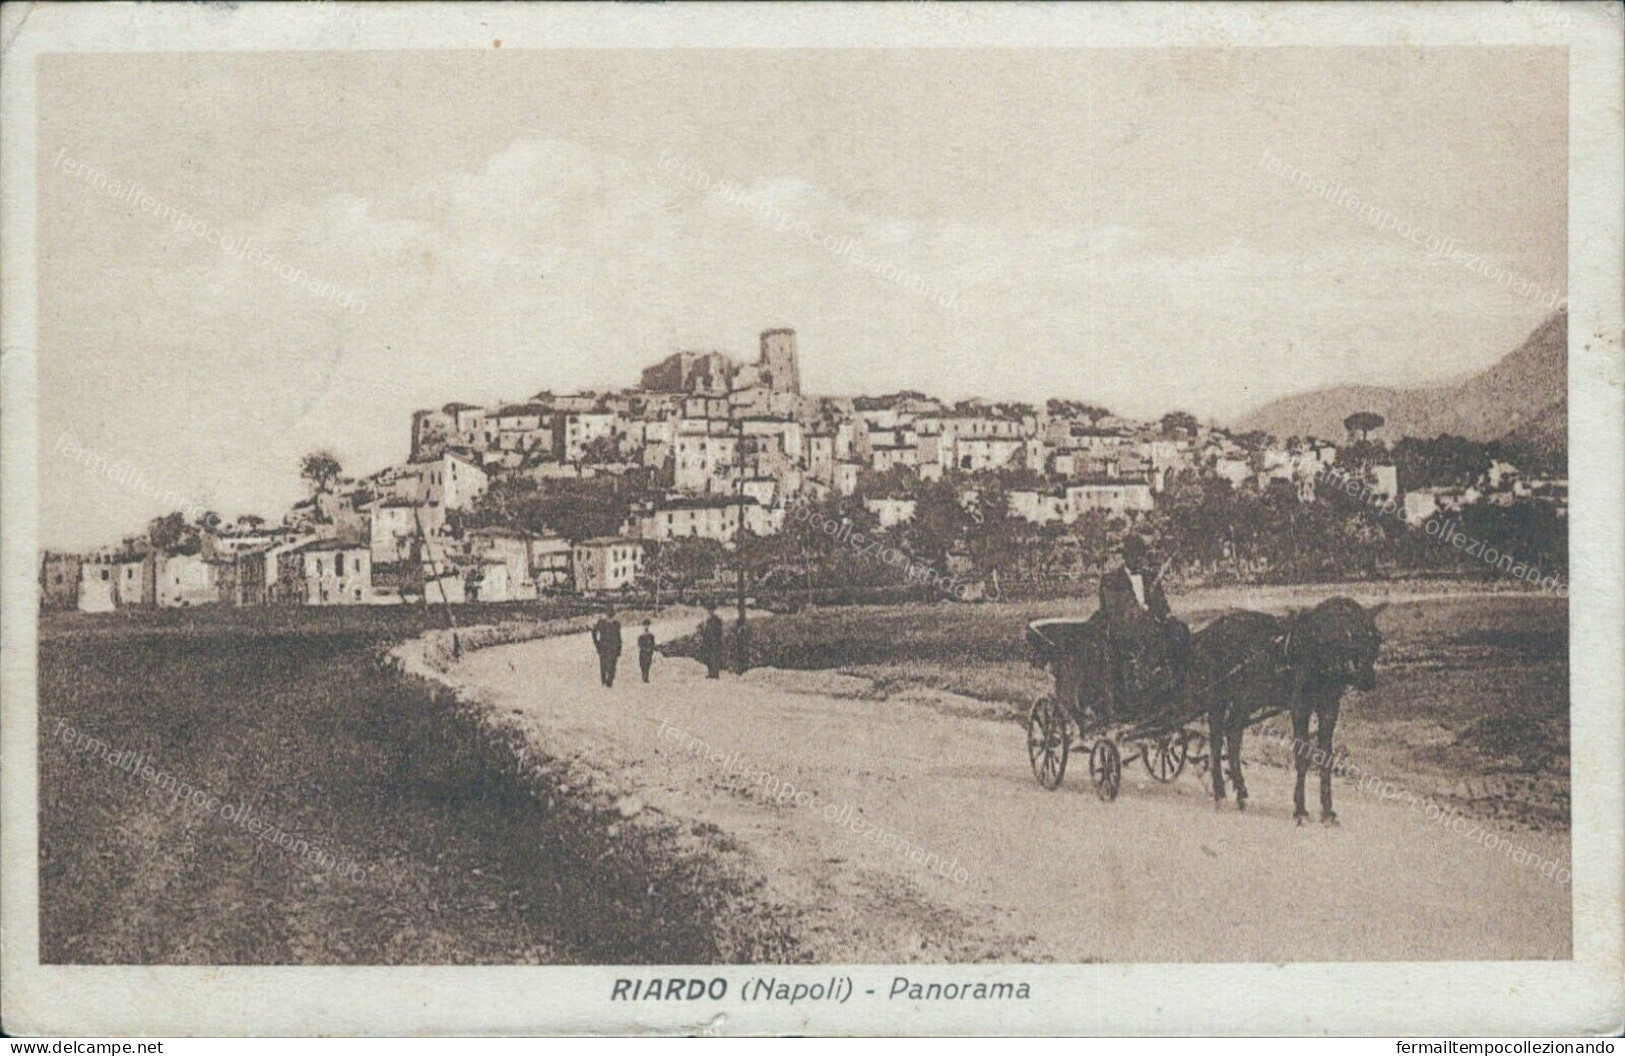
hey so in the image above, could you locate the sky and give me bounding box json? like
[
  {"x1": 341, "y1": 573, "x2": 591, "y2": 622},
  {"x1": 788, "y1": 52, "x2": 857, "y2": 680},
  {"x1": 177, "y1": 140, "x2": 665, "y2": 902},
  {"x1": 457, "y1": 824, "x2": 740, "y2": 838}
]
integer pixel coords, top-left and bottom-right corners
[{"x1": 37, "y1": 47, "x2": 1566, "y2": 548}]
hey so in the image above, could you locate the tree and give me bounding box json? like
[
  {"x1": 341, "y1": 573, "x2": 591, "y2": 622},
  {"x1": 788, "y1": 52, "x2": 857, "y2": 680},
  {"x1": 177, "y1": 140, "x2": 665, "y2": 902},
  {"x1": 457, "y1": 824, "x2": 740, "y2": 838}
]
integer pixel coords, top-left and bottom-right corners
[
  {"x1": 1066, "y1": 510, "x2": 1116, "y2": 572},
  {"x1": 1047, "y1": 399, "x2": 1113, "y2": 422},
  {"x1": 905, "y1": 479, "x2": 975, "y2": 572},
  {"x1": 1234, "y1": 430, "x2": 1270, "y2": 452},
  {"x1": 960, "y1": 480, "x2": 1023, "y2": 587},
  {"x1": 776, "y1": 494, "x2": 885, "y2": 593},
  {"x1": 147, "y1": 511, "x2": 198, "y2": 553},
  {"x1": 1343, "y1": 411, "x2": 1386, "y2": 443},
  {"x1": 650, "y1": 538, "x2": 728, "y2": 592},
  {"x1": 1390, "y1": 434, "x2": 1493, "y2": 490},
  {"x1": 983, "y1": 461, "x2": 1045, "y2": 491},
  {"x1": 462, "y1": 476, "x2": 642, "y2": 543},
  {"x1": 578, "y1": 434, "x2": 621, "y2": 466},
  {"x1": 855, "y1": 464, "x2": 919, "y2": 500},
  {"x1": 1159, "y1": 410, "x2": 1200, "y2": 437},
  {"x1": 300, "y1": 450, "x2": 343, "y2": 499},
  {"x1": 1147, "y1": 471, "x2": 1233, "y2": 572}
]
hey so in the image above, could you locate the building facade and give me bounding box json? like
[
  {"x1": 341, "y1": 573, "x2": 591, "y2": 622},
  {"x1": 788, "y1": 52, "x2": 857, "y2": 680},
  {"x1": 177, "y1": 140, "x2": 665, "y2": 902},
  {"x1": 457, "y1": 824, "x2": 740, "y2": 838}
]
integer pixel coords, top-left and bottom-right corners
[{"x1": 572, "y1": 538, "x2": 644, "y2": 592}]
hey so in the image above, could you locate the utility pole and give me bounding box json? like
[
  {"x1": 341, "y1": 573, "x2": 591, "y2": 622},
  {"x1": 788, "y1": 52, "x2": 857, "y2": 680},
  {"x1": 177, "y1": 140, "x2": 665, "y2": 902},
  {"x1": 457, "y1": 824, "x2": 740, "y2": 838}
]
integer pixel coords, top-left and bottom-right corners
[
  {"x1": 734, "y1": 416, "x2": 748, "y2": 624},
  {"x1": 413, "y1": 501, "x2": 460, "y2": 649}
]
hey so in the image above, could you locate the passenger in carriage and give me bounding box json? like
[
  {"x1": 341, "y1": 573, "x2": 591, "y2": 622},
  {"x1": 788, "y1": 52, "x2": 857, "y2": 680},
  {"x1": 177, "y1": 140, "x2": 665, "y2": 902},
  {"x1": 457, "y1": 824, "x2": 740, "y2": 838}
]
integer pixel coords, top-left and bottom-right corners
[{"x1": 1097, "y1": 536, "x2": 1190, "y2": 718}]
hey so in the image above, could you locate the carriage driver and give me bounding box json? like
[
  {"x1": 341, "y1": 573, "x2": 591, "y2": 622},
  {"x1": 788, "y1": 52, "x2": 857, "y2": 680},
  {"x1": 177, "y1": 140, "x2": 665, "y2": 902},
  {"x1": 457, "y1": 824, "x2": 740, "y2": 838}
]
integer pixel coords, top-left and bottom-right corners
[{"x1": 1098, "y1": 535, "x2": 1191, "y2": 717}]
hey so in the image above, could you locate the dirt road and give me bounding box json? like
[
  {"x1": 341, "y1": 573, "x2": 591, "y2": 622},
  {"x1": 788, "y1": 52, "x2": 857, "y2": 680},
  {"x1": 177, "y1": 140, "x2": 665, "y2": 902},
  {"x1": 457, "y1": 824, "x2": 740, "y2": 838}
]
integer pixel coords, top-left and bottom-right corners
[{"x1": 453, "y1": 615, "x2": 1571, "y2": 963}]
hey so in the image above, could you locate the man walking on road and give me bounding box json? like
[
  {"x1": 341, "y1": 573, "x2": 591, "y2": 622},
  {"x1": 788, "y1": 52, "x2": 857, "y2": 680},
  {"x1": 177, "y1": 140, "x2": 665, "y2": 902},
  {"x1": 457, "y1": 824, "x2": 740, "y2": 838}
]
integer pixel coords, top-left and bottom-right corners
[
  {"x1": 591, "y1": 610, "x2": 623, "y2": 687},
  {"x1": 700, "y1": 606, "x2": 724, "y2": 679},
  {"x1": 637, "y1": 619, "x2": 658, "y2": 683}
]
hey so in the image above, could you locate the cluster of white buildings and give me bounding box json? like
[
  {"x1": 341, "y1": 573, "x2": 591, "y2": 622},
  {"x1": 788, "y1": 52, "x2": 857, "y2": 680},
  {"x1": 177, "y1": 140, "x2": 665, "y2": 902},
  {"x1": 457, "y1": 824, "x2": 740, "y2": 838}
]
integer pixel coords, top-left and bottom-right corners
[
  {"x1": 393, "y1": 330, "x2": 1199, "y2": 529},
  {"x1": 48, "y1": 324, "x2": 1564, "y2": 613},
  {"x1": 1397, "y1": 459, "x2": 1569, "y2": 525},
  {"x1": 41, "y1": 521, "x2": 648, "y2": 613},
  {"x1": 32, "y1": 326, "x2": 1264, "y2": 612},
  {"x1": 392, "y1": 329, "x2": 1204, "y2": 559}
]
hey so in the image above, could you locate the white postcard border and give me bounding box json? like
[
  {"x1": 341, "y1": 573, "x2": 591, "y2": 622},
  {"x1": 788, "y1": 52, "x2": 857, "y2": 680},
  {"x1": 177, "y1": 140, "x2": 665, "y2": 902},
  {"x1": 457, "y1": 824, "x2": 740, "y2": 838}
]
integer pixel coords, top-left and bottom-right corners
[{"x1": 2, "y1": 1, "x2": 1620, "y2": 1037}]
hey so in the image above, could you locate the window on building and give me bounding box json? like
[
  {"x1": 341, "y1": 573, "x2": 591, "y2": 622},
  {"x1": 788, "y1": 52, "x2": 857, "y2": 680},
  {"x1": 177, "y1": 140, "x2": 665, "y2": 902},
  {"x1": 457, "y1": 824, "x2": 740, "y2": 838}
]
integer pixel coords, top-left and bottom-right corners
[{"x1": 336, "y1": 553, "x2": 345, "y2": 576}]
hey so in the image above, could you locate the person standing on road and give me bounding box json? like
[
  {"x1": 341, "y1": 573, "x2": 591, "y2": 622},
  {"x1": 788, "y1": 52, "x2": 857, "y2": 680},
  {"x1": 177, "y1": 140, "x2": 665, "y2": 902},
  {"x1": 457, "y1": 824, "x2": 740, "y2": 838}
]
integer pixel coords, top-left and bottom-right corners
[
  {"x1": 591, "y1": 610, "x2": 623, "y2": 687},
  {"x1": 700, "y1": 606, "x2": 724, "y2": 679},
  {"x1": 730, "y1": 613, "x2": 751, "y2": 676},
  {"x1": 637, "y1": 619, "x2": 658, "y2": 683}
]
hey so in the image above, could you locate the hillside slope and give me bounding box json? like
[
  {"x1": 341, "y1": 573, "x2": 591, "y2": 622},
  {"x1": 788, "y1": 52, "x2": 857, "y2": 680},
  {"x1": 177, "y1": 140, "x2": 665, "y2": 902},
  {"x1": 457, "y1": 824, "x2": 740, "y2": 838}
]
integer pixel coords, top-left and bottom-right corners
[{"x1": 1236, "y1": 312, "x2": 1566, "y2": 446}]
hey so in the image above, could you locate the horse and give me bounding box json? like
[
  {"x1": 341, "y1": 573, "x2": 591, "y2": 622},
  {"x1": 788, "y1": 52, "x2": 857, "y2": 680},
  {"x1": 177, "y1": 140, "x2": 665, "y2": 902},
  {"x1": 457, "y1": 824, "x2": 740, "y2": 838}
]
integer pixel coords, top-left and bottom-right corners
[
  {"x1": 1187, "y1": 597, "x2": 1385, "y2": 823},
  {"x1": 1282, "y1": 597, "x2": 1385, "y2": 824},
  {"x1": 1185, "y1": 609, "x2": 1287, "y2": 813}
]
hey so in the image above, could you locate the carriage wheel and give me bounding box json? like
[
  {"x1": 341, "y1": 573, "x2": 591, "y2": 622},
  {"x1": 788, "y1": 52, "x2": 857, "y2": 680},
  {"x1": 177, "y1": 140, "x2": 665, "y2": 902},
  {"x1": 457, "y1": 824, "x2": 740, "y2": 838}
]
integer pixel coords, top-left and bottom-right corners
[
  {"x1": 1026, "y1": 697, "x2": 1069, "y2": 790},
  {"x1": 1142, "y1": 730, "x2": 1189, "y2": 783},
  {"x1": 1088, "y1": 740, "x2": 1122, "y2": 802}
]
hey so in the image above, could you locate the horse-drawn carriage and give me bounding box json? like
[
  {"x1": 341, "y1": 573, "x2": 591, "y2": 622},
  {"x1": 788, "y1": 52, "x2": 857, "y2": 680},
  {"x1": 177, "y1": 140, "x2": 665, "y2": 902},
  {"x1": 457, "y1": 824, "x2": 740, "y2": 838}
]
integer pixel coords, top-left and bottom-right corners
[
  {"x1": 1024, "y1": 615, "x2": 1205, "y2": 801},
  {"x1": 1021, "y1": 598, "x2": 1385, "y2": 822}
]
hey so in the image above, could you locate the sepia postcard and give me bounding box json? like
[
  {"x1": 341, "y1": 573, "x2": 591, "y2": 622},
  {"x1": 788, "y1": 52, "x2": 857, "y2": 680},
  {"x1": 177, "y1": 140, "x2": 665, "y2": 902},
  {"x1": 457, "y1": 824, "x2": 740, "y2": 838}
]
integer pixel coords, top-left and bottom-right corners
[{"x1": 2, "y1": 0, "x2": 1622, "y2": 1039}]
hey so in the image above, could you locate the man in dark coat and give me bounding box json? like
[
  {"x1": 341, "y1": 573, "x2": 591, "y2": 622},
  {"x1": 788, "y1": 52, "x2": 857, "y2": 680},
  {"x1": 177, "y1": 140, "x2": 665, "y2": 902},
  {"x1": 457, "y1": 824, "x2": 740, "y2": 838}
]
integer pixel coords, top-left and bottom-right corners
[
  {"x1": 700, "y1": 606, "x2": 725, "y2": 679},
  {"x1": 637, "y1": 619, "x2": 658, "y2": 683},
  {"x1": 591, "y1": 610, "x2": 623, "y2": 687},
  {"x1": 730, "y1": 614, "x2": 751, "y2": 676},
  {"x1": 1097, "y1": 536, "x2": 1188, "y2": 717},
  {"x1": 1100, "y1": 536, "x2": 1171, "y2": 625}
]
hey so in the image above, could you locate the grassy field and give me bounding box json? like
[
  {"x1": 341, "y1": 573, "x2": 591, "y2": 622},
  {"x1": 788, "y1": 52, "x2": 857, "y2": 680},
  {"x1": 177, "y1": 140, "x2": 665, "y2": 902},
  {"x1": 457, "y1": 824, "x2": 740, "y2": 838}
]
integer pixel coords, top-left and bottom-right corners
[
  {"x1": 38, "y1": 603, "x2": 800, "y2": 964},
  {"x1": 672, "y1": 586, "x2": 1570, "y2": 828}
]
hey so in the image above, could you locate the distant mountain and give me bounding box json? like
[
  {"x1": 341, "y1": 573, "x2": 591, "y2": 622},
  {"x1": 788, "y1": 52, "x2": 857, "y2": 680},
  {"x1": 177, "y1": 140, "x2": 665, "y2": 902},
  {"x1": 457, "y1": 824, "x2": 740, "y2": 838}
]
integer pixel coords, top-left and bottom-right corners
[{"x1": 1235, "y1": 312, "x2": 1566, "y2": 451}]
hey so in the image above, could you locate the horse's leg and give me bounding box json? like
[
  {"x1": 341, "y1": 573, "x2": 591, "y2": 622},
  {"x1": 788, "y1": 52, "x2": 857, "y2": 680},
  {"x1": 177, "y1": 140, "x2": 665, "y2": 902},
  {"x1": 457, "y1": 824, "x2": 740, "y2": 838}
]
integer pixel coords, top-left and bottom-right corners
[
  {"x1": 1227, "y1": 715, "x2": 1249, "y2": 811},
  {"x1": 1291, "y1": 704, "x2": 1313, "y2": 825},
  {"x1": 1208, "y1": 703, "x2": 1228, "y2": 807},
  {"x1": 1318, "y1": 695, "x2": 1342, "y2": 824}
]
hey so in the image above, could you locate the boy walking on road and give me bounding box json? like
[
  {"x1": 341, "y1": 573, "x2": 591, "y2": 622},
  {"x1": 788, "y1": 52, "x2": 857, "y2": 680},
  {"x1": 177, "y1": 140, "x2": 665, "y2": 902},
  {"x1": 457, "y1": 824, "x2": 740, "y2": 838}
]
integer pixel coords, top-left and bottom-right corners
[{"x1": 637, "y1": 619, "x2": 658, "y2": 683}]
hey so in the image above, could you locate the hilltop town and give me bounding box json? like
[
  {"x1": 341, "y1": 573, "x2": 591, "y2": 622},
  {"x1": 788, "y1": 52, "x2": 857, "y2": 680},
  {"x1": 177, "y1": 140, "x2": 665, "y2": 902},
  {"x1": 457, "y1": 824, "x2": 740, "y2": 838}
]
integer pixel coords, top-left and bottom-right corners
[{"x1": 41, "y1": 323, "x2": 1568, "y2": 613}]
